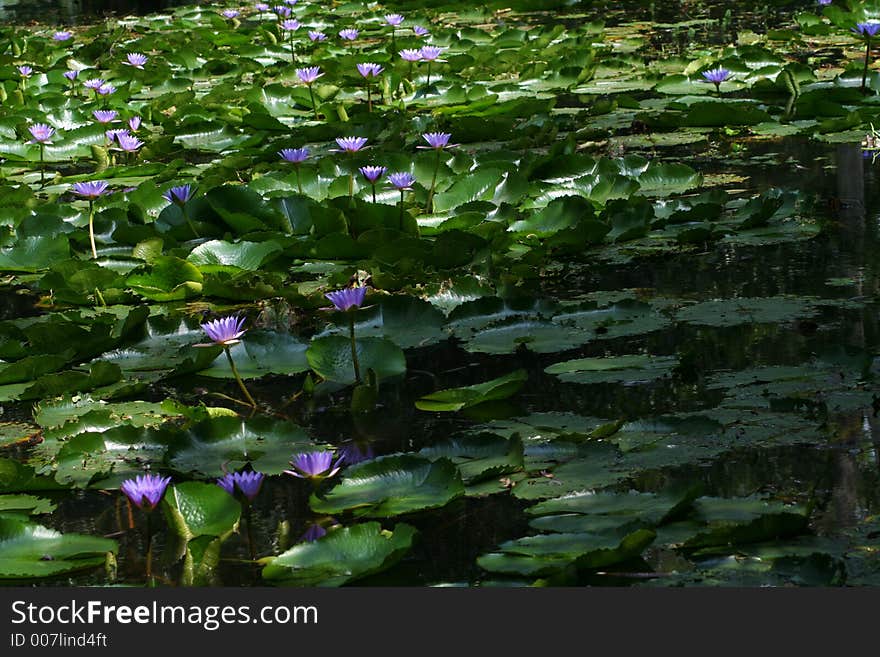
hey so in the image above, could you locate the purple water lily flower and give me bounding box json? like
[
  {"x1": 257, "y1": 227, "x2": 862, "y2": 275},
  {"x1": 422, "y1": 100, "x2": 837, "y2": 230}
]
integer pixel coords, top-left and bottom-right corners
[
  {"x1": 72, "y1": 180, "x2": 109, "y2": 198},
  {"x1": 198, "y1": 315, "x2": 247, "y2": 347},
  {"x1": 27, "y1": 123, "x2": 55, "y2": 144},
  {"x1": 114, "y1": 133, "x2": 144, "y2": 152},
  {"x1": 356, "y1": 62, "x2": 384, "y2": 78},
  {"x1": 162, "y1": 184, "x2": 196, "y2": 205},
  {"x1": 53, "y1": 31, "x2": 73, "y2": 41},
  {"x1": 284, "y1": 451, "x2": 344, "y2": 480},
  {"x1": 335, "y1": 136, "x2": 368, "y2": 153},
  {"x1": 279, "y1": 147, "x2": 310, "y2": 163},
  {"x1": 385, "y1": 13, "x2": 405, "y2": 26},
  {"x1": 817, "y1": 0, "x2": 831, "y2": 4},
  {"x1": 105, "y1": 128, "x2": 129, "y2": 143},
  {"x1": 339, "y1": 28, "x2": 359, "y2": 41},
  {"x1": 93, "y1": 109, "x2": 118, "y2": 124},
  {"x1": 63, "y1": 70, "x2": 78, "y2": 81},
  {"x1": 18, "y1": 65, "x2": 33, "y2": 78},
  {"x1": 83, "y1": 77, "x2": 105, "y2": 90},
  {"x1": 255, "y1": 2, "x2": 270, "y2": 10},
  {"x1": 325, "y1": 285, "x2": 368, "y2": 311},
  {"x1": 854, "y1": 22, "x2": 880, "y2": 37},
  {"x1": 296, "y1": 66, "x2": 323, "y2": 84},
  {"x1": 359, "y1": 165, "x2": 386, "y2": 183},
  {"x1": 308, "y1": 31, "x2": 327, "y2": 41},
  {"x1": 129, "y1": 116, "x2": 142, "y2": 131},
  {"x1": 273, "y1": 5, "x2": 292, "y2": 17},
  {"x1": 701, "y1": 67, "x2": 731, "y2": 84},
  {"x1": 221, "y1": 9, "x2": 240, "y2": 19},
  {"x1": 412, "y1": 25, "x2": 429, "y2": 37},
  {"x1": 96, "y1": 84, "x2": 116, "y2": 96},
  {"x1": 419, "y1": 45, "x2": 445, "y2": 61},
  {"x1": 419, "y1": 132, "x2": 455, "y2": 149},
  {"x1": 217, "y1": 470, "x2": 264, "y2": 502},
  {"x1": 387, "y1": 171, "x2": 416, "y2": 190},
  {"x1": 124, "y1": 52, "x2": 148, "y2": 69},
  {"x1": 280, "y1": 18, "x2": 300, "y2": 31},
  {"x1": 120, "y1": 473, "x2": 171, "y2": 512},
  {"x1": 399, "y1": 48, "x2": 423, "y2": 62}
]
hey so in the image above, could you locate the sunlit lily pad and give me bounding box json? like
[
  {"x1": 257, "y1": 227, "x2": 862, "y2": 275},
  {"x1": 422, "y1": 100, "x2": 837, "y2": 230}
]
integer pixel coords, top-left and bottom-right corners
[
  {"x1": 310, "y1": 454, "x2": 465, "y2": 518},
  {"x1": 0, "y1": 515, "x2": 116, "y2": 579},
  {"x1": 416, "y1": 369, "x2": 527, "y2": 412},
  {"x1": 262, "y1": 522, "x2": 417, "y2": 587}
]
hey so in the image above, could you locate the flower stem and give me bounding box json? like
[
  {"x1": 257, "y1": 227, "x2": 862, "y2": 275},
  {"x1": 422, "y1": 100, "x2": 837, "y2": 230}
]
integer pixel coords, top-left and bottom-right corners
[
  {"x1": 289, "y1": 33, "x2": 295, "y2": 64},
  {"x1": 225, "y1": 346, "x2": 257, "y2": 407},
  {"x1": 863, "y1": 38, "x2": 872, "y2": 93},
  {"x1": 295, "y1": 165, "x2": 303, "y2": 194},
  {"x1": 88, "y1": 198, "x2": 98, "y2": 259},
  {"x1": 39, "y1": 143, "x2": 45, "y2": 188},
  {"x1": 426, "y1": 149, "x2": 441, "y2": 213},
  {"x1": 182, "y1": 205, "x2": 200, "y2": 238},
  {"x1": 308, "y1": 84, "x2": 318, "y2": 120},
  {"x1": 367, "y1": 81, "x2": 372, "y2": 113},
  {"x1": 244, "y1": 502, "x2": 257, "y2": 563},
  {"x1": 399, "y1": 189, "x2": 405, "y2": 230},
  {"x1": 426, "y1": 61, "x2": 432, "y2": 87},
  {"x1": 348, "y1": 312, "x2": 361, "y2": 384},
  {"x1": 371, "y1": 183, "x2": 376, "y2": 204},
  {"x1": 144, "y1": 511, "x2": 153, "y2": 584}
]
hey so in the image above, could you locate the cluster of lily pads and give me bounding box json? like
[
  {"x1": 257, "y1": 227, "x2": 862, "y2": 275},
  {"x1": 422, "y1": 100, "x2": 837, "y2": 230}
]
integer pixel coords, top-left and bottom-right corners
[{"x1": 2, "y1": 0, "x2": 880, "y2": 587}]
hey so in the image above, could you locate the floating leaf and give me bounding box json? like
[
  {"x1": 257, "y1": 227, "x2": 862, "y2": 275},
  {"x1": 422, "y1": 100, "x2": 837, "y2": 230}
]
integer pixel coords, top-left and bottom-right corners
[
  {"x1": 306, "y1": 335, "x2": 406, "y2": 385},
  {"x1": 0, "y1": 515, "x2": 116, "y2": 579},
  {"x1": 262, "y1": 522, "x2": 417, "y2": 587},
  {"x1": 416, "y1": 369, "x2": 527, "y2": 412},
  {"x1": 545, "y1": 354, "x2": 678, "y2": 385},
  {"x1": 310, "y1": 455, "x2": 465, "y2": 518}
]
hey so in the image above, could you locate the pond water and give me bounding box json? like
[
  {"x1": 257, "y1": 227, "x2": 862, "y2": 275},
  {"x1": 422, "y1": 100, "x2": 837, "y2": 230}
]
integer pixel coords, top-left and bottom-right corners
[
  {"x1": 2, "y1": 0, "x2": 880, "y2": 587},
  {"x1": 0, "y1": 0, "x2": 190, "y2": 23}
]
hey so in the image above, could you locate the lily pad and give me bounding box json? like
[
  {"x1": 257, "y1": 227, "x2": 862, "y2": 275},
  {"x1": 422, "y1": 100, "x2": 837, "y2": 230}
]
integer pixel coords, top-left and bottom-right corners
[
  {"x1": 310, "y1": 454, "x2": 465, "y2": 518},
  {"x1": 262, "y1": 522, "x2": 417, "y2": 587},
  {"x1": 416, "y1": 369, "x2": 527, "y2": 412},
  {"x1": 545, "y1": 354, "x2": 679, "y2": 385},
  {"x1": 162, "y1": 481, "x2": 241, "y2": 541},
  {"x1": 0, "y1": 515, "x2": 116, "y2": 579}
]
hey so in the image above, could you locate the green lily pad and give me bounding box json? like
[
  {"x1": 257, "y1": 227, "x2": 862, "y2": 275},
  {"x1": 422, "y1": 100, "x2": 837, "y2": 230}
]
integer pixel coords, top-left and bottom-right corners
[
  {"x1": 198, "y1": 330, "x2": 309, "y2": 379},
  {"x1": 0, "y1": 494, "x2": 56, "y2": 515},
  {"x1": 416, "y1": 369, "x2": 527, "y2": 412},
  {"x1": 0, "y1": 515, "x2": 116, "y2": 579},
  {"x1": 545, "y1": 354, "x2": 679, "y2": 385},
  {"x1": 187, "y1": 239, "x2": 283, "y2": 270},
  {"x1": 477, "y1": 528, "x2": 656, "y2": 577},
  {"x1": 674, "y1": 296, "x2": 822, "y2": 327},
  {"x1": 310, "y1": 454, "x2": 465, "y2": 518},
  {"x1": 262, "y1": 522, "x2": 417, "y2": 587},
  {"x1": 167, "y1": 416, "x2": 315, "y2": 477},
  {"x1": 163, "y1": 481, "x2": 241, "y2": 542},
  {"x1": 418, "y1": 433, "x2": 524, "y2": 485},
  {"x1": 306, "y1": 335, "x2": 406, "y2": 385}
]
